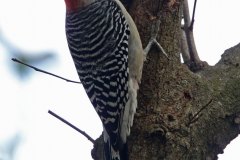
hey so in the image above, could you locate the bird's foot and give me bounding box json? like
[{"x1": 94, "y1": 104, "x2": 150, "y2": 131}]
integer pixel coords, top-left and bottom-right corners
[{"x1": 143, "y1": 19, "x2": 168, "y2": 59}]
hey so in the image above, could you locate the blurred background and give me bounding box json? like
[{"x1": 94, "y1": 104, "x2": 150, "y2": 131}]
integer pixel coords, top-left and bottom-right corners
[{"x1": 0, "y1": 0, "x2": 239, "y2": 160}]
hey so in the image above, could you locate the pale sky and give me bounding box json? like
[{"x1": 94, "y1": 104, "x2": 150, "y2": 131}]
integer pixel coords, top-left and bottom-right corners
[{"x1": 0, "y1": 0, "x2": 239, "y2": 160}]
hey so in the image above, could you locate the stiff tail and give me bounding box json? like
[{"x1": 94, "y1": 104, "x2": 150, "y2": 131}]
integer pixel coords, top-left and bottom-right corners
[
  {"x1": 120, "y1": 142, "x2": 129, "y2": 160},
  {"x1": 103, "y1": 139, "x2": 128, "y2": 160},
  {"x1": 103, "y1": 77, "x2": 137, "y2": 160}
]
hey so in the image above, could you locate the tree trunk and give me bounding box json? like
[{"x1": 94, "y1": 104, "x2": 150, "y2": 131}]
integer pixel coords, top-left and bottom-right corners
[{"x1": 92, "y1": 0, "x2": 240, "y2": 159}]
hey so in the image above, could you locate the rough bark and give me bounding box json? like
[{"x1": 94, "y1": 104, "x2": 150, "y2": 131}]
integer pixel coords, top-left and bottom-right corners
[{"x1": 92, "y1": 0, "x2": 240, "y2": 159}]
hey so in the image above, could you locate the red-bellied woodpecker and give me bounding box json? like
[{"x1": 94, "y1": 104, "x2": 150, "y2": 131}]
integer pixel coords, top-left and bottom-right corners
[{"x1": 64, "y1": 0, "x2": 165, "y2": 159}]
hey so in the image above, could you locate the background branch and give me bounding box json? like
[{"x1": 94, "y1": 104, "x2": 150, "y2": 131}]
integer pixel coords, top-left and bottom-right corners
[
  {"x1": 12, "y1": 58, "x2": 81, "y2": 84},
  {"x1": 48, "y1": 110, "x2": 95, "y2": 144}
]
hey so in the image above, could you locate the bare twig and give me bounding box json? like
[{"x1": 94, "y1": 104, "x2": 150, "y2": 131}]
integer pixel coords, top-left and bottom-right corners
[
  {"x1": 48, "y1": 110, "x2": 95, "y2": 144},
  {"x1": 189, "y1": 0, "x2": 198, "y2": 31},
  {"x1": 187, "y1": 99, "x2": 213, "y2": 126},
  {"x1": 12, "y1": 58, "x2": 81, "y2": 84}
]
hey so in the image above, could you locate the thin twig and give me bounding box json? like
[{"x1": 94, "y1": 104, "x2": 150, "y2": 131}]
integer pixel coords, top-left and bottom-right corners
[
  {"x1": 187, "y1": 99, "x2": 213, "y2": 126},
  {"x1": 12, "y1": 58, "x2": 81, "y2": 84},
  {"x1": 189, "y1": 0, "x2": 197, "y2": 31},
  {"x1": 48, "y1": 110, "x2": 95, "y2": 144}
]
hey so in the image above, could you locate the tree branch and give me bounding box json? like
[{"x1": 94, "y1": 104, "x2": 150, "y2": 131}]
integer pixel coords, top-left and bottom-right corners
[
  {"x1": 48, "y1": 110, "x2": 95, "y2": 144},
  {"x1": 182, "y1": 0, "x2": 206, "y2": 71},
  {"x1": 12, "y1": 58, "x2": 81, "y2": 84},
  {"x1": 88, "y1": 0, "x2": 240, "y2": 159}
]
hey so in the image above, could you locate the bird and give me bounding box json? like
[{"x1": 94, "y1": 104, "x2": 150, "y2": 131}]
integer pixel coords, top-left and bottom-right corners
[{"x1": 64, "y1": 0, "x2": 151, "y2": 159}]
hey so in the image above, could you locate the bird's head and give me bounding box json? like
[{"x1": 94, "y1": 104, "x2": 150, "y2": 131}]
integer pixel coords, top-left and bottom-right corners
[{"x1": 64, "y1": 0, "x2": 94, "y2": 12}]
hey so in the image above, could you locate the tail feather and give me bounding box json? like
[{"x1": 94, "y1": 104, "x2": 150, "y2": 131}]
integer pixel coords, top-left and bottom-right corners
[
  {"x1": 103, "y1": 78, "x2": 137, "y2": 160},
  {"x1": 120, "y1": 142, "x2": 129, "y2": 160},
  {"x1": 103, "y1": 139, "x2": 119, "y2": 160},
  {"x1": 104, "y1": 140, "x2": 128, "y2": 160},
  {"x1": 121, "y1": 78, "x2": 138, "y2": 143}
]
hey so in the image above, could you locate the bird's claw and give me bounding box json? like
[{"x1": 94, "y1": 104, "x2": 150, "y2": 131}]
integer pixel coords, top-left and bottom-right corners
[{"x1": 144, "y1": 19, "x2": 168, "y2": 59}]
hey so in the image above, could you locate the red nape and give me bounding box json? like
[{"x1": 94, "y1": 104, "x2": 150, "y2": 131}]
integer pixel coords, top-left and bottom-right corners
[{"x1": 64, "y1": 0, "x2": 83, "y2": 12}]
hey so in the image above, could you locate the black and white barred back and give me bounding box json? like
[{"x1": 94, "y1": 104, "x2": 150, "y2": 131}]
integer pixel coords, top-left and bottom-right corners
[{"x1": 65, "y1": 0, "x2": 130, "y2": 159}]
